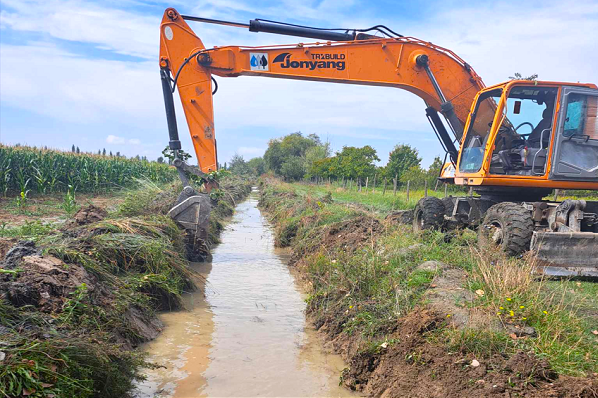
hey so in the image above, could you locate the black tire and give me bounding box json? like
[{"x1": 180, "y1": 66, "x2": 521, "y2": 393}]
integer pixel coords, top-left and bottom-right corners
[
  {"x1": 478, "y1": 202, "x2": 533, "y2": 256},
  {"x1": 413, "y1": 197, "x2": 445, "y2": 232}
]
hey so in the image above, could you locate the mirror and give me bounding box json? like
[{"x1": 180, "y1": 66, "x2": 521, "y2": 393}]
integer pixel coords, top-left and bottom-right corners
[{"x1": 513, "y1": 100, "x2": 521, "y2": 114}]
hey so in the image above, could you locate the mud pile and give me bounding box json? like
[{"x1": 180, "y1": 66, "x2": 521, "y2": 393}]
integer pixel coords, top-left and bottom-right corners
[{"x1": 337, "y1": 309, "x2": 597, "y2": 398}]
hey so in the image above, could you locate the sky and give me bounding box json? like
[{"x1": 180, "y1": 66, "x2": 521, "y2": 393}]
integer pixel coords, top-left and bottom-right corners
[{"x1": 1, "y1": 0, "x2": 597, "y2": 167}]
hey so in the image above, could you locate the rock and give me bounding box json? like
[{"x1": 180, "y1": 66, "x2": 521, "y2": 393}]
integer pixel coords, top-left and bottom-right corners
[
  {"x1": 506, "y1": 324, "x2": 537, "y2": 338},
  {"x1": 471, "y1": 359, "x2": 480, "y2": 367},
  {"x1": 416, "y1": 260, "x2": 447, "y2": 272}
]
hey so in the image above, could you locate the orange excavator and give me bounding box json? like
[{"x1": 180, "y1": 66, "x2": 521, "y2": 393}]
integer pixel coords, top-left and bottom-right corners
[{"x1": 159, "y1": 8, "x2": 598, "y2": 273}]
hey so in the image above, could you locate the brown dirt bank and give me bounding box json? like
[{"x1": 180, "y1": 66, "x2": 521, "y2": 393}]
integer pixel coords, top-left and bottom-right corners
[{"x1": 260, "y1": 183, "x2": 598, "y2": 398}]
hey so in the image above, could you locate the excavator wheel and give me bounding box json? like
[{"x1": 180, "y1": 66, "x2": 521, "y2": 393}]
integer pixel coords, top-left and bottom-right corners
[
  {"x1": 478, "y1": 202, "x2": 533, "y2": 256},
  {"x1": 413, "y1": 197, "x2": 445, "y2": 232}
]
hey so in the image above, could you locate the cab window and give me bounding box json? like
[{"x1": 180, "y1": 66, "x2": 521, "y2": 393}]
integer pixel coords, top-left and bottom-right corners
[
  {"x1": 488, "y1": 86, "x2": 557, "y2": 176},
  {"x1": 459, "y1": 88, "x2": 501, "y2": 173}
]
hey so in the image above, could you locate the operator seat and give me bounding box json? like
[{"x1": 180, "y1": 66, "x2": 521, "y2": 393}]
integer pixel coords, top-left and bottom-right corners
[{"x1": 527, "y1": 107, "x2": 553, "y2": 148}]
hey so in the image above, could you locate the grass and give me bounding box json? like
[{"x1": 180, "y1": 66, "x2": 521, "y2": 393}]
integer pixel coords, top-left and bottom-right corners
[
  {"x1": 259, "y1": 178, "x2": 598, "y2": 378},
  {"x1": 0, "y1": 176, "x2": 253, "y2": 398},
  {"x1": 286, "y1": 181, "x2": 450, "y2": 212}
]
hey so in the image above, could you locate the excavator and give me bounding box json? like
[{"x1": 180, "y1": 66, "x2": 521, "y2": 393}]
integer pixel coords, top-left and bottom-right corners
[{"x1": 159, "y1": 8, "x2": 598, "y2": 275}]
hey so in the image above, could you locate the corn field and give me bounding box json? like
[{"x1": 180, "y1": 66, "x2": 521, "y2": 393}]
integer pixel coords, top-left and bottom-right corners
[{"x1": 0, "y1": 145, "x2": 176, "y2": 196}]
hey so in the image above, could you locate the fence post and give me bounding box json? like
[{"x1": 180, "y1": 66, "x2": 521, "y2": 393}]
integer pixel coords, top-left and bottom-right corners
[
  {"x1": 383, "y1": 178, "x2": 387, "y2": 196},
  {"x1": 424, "y1": 180, "x2": 428, "y2": 197},
  {"x1": 365, "y1": 177, "x2": 369, "y2": 193},
  {"x1": 434, "y1": 179, "x2": 439, "y2": 191},
  {"x1": 372, "y1": 173, "x2": 377, "y2": 194},
  {"x1": 553, "y1": 189, "x2": 559, "y2": 201},
  {"x1": 406, "y1": 180, "x2": 410, "y2": 202},
  {"x1": 328, "y1": 176, "x2": 331, "y2": 185},
  {"x1": 444, "y1": 183, "x2": 448, "y2": 198},
  {"x1": 393, "y1": 175, "x2": 397, "y2": 196}
]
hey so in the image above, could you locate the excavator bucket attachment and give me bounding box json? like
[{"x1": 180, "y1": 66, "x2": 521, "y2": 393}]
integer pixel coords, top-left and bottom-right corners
[
  {"x1": 168, "y1": 186, "x2": 213, "y2": 261},
  {"x1": 531, "y1": 232, "x2": 598, "y2": 277}
]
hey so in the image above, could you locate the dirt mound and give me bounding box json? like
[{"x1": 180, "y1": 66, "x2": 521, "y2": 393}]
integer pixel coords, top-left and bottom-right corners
[
  {"x1": 322, "y1": 216, "x2": 382, "y2": 252},
  {"x1": 0, "y1": 237, "x2": 18, "y2": 260},
  {"x1": 1, "y1": 240, "x2": 39, "y2": 269},
  {"x1": 1, "y1": 254, "x2": 96, "y2": 312},
  {"x1": 385, "y1": 210, "x2": 414, "y2": 225},
  {"x1": 65, "y1": 204, "x2": 108, "y2": 227},
  {"x1": 336, "y1": 308, "x2": 596, "y2": 398}
]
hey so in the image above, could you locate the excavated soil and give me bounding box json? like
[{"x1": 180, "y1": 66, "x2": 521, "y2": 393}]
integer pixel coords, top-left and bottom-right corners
[
  {"x1": 0, "y1": 240, "x2": 163, "y2": 347},
  {"x1": 322, "y1": 216, "x2": 383, "y2": 252},
  {"x1": 315, "y1": 306, "x2": 598, "y2": 398},
  {"x1": 64, "y1": 204, "x2": 108, "y2": 228}
]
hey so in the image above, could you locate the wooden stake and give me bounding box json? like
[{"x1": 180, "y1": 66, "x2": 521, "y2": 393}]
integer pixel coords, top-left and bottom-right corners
[
  {"x1": 424, "y1": 180, "x2": 428, "y2": 197},
  {"x1": 393, "y1": 175, "x2": 397, "y2": 196},
  {"x1": 365, "y1": 177, "x2": 369, "y2": 193},
  {"x1": 444, "y1": 183, "x2": 448, "y2": 198},
  {"x1": 554, "y1": 189, "x2": 559, "y2": 201},
  {"x1": 406, "y1": 180, "x2": 410, "y2": 202},
  {"x1": 373, "y1": 173, "x2": 377, "y2": 194},
  {"x1": 383, "y1": 178, "x2": 387, "y2": 196}
]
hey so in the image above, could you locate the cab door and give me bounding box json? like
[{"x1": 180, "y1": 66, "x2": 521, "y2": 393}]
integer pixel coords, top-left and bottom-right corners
[{"x1": 551, "y1": 87, "x2": 598, "y2": 181}]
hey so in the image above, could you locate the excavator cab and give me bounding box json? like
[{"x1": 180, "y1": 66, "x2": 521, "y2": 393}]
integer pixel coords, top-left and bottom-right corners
[{"x1": 456, "y1": 81, "x2": 598, "y2": 187}]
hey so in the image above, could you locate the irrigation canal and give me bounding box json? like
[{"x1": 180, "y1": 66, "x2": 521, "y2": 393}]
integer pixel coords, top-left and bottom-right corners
[{"x1": 136, "y1": 188, "x2": 356, "y2": 397}]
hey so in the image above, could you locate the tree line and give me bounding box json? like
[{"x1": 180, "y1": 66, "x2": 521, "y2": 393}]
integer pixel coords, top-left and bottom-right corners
[{"x1": 227, "y1": 132, "x2": 445, "y2": 189}]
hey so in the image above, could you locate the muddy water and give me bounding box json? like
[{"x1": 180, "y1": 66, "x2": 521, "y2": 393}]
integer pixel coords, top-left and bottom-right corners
[{"x1": 136, "y1": 191, "x2": 356, "y2": 398}]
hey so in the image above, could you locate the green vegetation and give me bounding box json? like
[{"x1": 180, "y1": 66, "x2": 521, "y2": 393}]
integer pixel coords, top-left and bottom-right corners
[
  {"x1": 0, "y1": 176, "x2": 252, "y2": 398},
  {"x1": 259, "y1": 179, "x2": 598, "y2": 379},
  {"x1": 0, "y1": 144, "x2": 176, "y2": 196}
]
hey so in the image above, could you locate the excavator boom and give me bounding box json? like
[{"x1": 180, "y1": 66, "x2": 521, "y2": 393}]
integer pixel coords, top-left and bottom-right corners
[{"x1": 159, "y1": 7, "x2": 598, "y2": 273}]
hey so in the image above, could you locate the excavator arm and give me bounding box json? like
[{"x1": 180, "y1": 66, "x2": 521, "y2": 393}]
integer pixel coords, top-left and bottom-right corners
[
  {"x1": 158, "y1": 7, "x2": 485, "y2": 257},
  {"x1": 159, "y1": 7, "x2": 485, "y2": 173}
]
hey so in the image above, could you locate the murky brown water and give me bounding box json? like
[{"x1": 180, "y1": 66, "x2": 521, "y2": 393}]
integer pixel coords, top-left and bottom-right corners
[{"x1": 136, "y1": 190, "x2": 356, "y2": 398}]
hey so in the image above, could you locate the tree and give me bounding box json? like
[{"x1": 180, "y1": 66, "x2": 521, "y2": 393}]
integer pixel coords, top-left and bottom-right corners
[
  {"x1": 71, "y1": 145, "x2": 75, "y2": 152},
  {"x1": 304, "y1": 143, "x2": 330, "y2": 178},
  {"x1": 102, "y1": 148, "x2": 106, "y2": 156},
  {"x1": 280, "y1": 157, "x2": 305, "y2": 181},
  {"x1": 263, "y1": 132, "x2": 322, "y2": 176},
  {"x1": 109, "y1": 151, "x2": 113, "y2": 157},
  {"x1": 386, "y1": 144, "x2": 421, "y2": 182},
  {"x1": 336, "y1": 145, "x2": 380, "y2": 180},
  {"x1": 229, "y1": 153, "x2": 251, "y2": 175},
  {"x1": 247, "y1": 157, "x2": 266, "y2": 176},
  {"x1": 157, "y1": 156, "x2": 164, "y2": 164},
  {"x1": 76, "y1": 147, "x2": 80, "y2": 154}
]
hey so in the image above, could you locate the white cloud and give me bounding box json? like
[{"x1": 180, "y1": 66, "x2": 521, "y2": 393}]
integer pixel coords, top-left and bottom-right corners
[
  {"x1": 106, "y1": 134, "x2": 125, "y2": 144},
  {"x1": 1, "y1": 0, "x2": 597, "y2": 165}
]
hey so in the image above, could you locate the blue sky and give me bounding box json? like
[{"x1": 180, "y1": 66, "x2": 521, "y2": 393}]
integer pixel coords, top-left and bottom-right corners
[{"x1": 1, "y1": 0, "x2": 597, "y2": 167}]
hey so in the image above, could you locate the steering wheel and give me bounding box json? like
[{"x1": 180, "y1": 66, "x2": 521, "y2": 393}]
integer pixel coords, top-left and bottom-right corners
[{"x1": 514, "y1": 122, "x2": 534, "y2": 133}]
